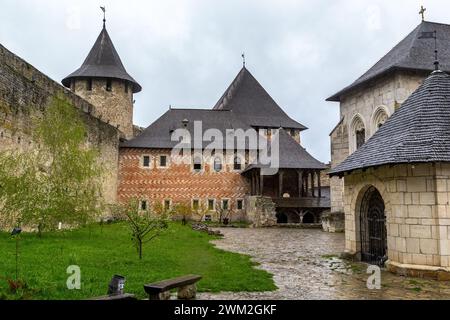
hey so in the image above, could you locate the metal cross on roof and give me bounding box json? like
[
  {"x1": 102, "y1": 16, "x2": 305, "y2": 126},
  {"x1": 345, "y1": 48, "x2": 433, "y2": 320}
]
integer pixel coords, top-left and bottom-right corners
[
  {"x1": 419, "y1": 5, "x2": 426, "y2": 21},
  {"x1": 100, "y1": 6, "x2": 106, "y2": 27}
]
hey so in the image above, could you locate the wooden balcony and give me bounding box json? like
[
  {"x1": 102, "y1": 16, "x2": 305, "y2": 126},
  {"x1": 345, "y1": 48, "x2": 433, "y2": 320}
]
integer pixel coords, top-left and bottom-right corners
[{"x1": 272, "y1": 197, "x2": 330, "y2": 209}]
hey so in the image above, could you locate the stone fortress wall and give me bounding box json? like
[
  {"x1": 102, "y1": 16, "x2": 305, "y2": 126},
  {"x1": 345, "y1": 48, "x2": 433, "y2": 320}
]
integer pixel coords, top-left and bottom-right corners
[
  {"x1": 330, "y1": 71, "x2": 426, "y2": 214},
  {"x1": 0, "y1": 44, "x2": 120, "y2": 206}
]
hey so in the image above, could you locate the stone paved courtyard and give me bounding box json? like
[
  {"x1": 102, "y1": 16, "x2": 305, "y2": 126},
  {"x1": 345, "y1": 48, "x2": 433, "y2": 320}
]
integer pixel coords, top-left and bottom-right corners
[{"x1": 198, "y1": 228, "x2": 450, "y2": 300}]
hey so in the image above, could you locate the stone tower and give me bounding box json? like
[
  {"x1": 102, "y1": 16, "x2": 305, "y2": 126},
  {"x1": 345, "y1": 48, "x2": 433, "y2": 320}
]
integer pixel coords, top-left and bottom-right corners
[{"x1": 62, "y1": 21, "x2": 141, "y2": 140}]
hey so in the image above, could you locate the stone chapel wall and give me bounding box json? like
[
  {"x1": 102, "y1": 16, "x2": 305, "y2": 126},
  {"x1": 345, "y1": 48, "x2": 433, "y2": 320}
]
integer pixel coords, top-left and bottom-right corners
[
  {"x1": 343, "y1": 163, "x2": 450, "y2": 277},
  {"x1": 330, "y1": 71, "x2": 426, "y2": 214}
]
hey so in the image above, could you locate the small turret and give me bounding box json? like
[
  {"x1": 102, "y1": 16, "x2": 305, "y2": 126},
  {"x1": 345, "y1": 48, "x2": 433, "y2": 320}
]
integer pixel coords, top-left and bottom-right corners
[{"x1": 62, "y1": 19, "x2": 141, "y2": 139}]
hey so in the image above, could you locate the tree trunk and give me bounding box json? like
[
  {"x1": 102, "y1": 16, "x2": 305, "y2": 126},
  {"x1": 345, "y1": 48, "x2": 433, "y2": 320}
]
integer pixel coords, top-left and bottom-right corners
[{"x1": 139, "y1": 240, "x2": 143, "y2": 260}]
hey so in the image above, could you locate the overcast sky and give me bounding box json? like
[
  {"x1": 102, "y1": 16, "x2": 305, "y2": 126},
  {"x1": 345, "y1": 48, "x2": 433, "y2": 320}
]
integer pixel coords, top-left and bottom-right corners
[{"x1": 1, "y1": 0, "x2": 449, "y2": 162}]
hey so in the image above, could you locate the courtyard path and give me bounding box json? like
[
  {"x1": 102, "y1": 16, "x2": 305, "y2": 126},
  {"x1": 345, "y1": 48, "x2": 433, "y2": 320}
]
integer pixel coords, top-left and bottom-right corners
[{"x1": 198, "y1": 228, "x2": 450, "y2": 300}]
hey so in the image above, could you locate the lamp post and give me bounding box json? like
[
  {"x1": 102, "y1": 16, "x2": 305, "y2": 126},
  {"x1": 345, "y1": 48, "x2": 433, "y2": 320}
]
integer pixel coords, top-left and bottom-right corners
[{"x1": 11, "y1": 227, "x2": 22, "y2": 281}]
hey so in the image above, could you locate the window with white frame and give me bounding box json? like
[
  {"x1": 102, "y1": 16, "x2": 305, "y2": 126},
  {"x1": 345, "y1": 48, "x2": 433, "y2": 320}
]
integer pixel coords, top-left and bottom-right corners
[
  {"x1": 207, "y1": 199, "x2": 215, "y2": 211},
  {"x1": 164, "y1": 199, "x2": 172, "y2": 211},
  {"x1": 222, "y1": 199, "x2": 230, "y2": 210},
  {"x1": 159, "y1": 155, "x2": 168, "y2": 168},
  {"x1": 140, "y1": 200, "x2": 148, "y2": 211},
  {"x1": 142, "y1": 155, "x2": 151, "y2": 168},
  {"x1": 192, "y1": 199, "x2": 200, "y2": 211},
  {"x1": 236, "y1": 199, "x2": 244, "y2": 210}
]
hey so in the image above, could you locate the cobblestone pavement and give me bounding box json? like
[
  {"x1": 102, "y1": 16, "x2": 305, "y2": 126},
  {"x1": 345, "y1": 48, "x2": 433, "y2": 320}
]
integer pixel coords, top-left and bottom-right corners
[{"x1": 198, "y1": 228, "x2": 450, "y2": 300}]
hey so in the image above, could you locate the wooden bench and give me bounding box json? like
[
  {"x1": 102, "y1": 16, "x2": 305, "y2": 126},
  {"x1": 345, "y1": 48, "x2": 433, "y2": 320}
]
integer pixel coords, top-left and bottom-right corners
[
  {"x1": 144, "y1": 275, "x2": 202, "y2": 300},
  {"x1": 90, "y1": 293, "x2": 137, "y2": 300}
]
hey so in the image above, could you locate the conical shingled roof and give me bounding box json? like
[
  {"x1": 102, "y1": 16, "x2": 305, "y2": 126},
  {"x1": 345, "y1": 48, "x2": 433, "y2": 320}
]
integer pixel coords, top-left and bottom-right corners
[
  {"x1": 330, "y1": 70, "x2": 450, "y2": 176},
  {"x1": 328, "y1": 21, "x2": 450, "y2": 102},
  {"x1": 62, "y1": 26, "x2": 141, "y2": 93},
  {"x1": 213, "y1": 67, "x2": 307, "y2": 130}
]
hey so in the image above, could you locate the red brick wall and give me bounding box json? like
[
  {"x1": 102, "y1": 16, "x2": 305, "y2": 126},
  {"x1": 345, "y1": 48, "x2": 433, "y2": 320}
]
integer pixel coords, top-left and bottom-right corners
[{"x1": 118, "y1": 148, "x2": 250, "y2": 213}]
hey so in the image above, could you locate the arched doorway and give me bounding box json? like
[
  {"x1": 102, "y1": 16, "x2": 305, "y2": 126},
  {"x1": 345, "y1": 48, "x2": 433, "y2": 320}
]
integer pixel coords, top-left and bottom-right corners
[
  {"x1": 360, "y1": 186, "x2": 387, "y2": 266},
  {"x1": 302, "y1": 211, "x2": 315, "y2": 224},
  {"x1": 276, "y1": 212, "x2": 288, "y2": 224}
]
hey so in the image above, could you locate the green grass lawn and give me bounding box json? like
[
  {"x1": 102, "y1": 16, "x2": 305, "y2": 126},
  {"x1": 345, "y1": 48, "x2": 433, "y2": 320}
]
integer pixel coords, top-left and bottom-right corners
[{"x1": 0, "y1": 222, "x2": 276, "y2": 300}]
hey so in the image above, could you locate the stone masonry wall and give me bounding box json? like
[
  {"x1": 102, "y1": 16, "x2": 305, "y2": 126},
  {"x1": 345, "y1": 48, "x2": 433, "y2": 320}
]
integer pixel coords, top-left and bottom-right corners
[
  {"x1": 330, "y1": 120, "x2": 348, "y2": 213},
  {"x1": 343, "y1": 163, "x2": 450, "y2": 271},
  {"x1": 74, "y1": 79, "x2": 134, "y2": 139},
  {"x1": 118, "y1": 148, "x2": 250, "y2": 221},
  {"x1": 0, "y1": 44, "x2": 120, "y2": 206},
  {"x1": 330, "y1": 71, "x2": 426, "y2": 214}
]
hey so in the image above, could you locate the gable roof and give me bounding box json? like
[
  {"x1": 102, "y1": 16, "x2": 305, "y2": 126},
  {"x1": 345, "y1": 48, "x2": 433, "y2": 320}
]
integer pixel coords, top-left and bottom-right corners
[
  {"x1": 62, "y1": 26, "x2": 141, "y2": 93},
  {"x1": 120, "y1": 108, "x2": 254, "y2": 149},
  {"x1": 330, "y1": 70, "x2": 450, "y2": 176},
  {"x1": 327, "y1": 21, "x2": 450, "y2": 102},
  {"x1": 213, "y1": 67, "x2": 307, "y2": 130},
  {"x1": 243, "y1": 129, "x2": 327, "y2": 172}
]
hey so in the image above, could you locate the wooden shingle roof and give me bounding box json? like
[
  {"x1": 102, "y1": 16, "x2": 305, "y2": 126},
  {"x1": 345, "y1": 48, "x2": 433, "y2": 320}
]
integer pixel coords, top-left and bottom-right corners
[
  {"x1": 327, "y1": 21, "x2": 450, "y2": 102},
  {"x1": 62, "y1": 26, "x2": 141, "y2": 93}
]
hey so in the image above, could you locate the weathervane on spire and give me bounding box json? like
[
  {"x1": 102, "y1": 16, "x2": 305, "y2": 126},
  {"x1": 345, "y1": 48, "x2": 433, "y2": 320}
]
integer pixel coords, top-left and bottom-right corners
[
  {"x1": 419, "y1": 5, "x2": 426, "y2": 22},
  {"x1": 242, "y1": 52, "x2": 246, "y2": 68},
  {"x1": 100, "y1": 6, "x2": 106, "y2": 27}
]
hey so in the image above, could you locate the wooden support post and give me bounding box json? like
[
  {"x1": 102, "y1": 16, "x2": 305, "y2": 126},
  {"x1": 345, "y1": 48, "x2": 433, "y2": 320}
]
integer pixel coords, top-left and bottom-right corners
[
  {"x1": 311, "y1": 171, "x2": 316, "y2": 198},
  {"x1": 278, "y1": 170, "x2": 284, "y2": 198},
  {"x1": 317, "y1": 171, "x2": 322, "y2": 198},
  {"x1": 297, "y1": 170, "x2": 303, "y2": 198},
  {"x1": 251, "y1": 172, "x2": 255, "y2": 195},
  {"x1": 305, "y1": 171, "x2": 309, "y2": 197},
  {"x1": 260, "y1": 171, "x2": 264, "y2": 196}
]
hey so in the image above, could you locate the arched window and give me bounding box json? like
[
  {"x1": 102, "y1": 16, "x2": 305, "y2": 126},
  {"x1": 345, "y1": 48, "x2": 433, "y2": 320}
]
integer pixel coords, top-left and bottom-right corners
[
  {"x1": 233, "y1": 155, "x2": 243, "y2": 171},
  {"x1": 372, "y1": 107, "x2": 389, "y2": 134},
  {"x1": 213, "y1": 157, "x2": 222, "y2": 172},
  {"x1": 350, "y1": 115, "x2": 366, "y2": 152}
]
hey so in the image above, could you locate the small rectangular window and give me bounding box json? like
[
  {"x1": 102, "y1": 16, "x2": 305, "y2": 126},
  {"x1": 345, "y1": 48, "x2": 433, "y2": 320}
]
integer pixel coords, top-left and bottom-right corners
[
  {"x1": 159, "y1": 155, "x2": 168, "y2": 167},
  {"x1": 142, "y1": 155, "x2": 151, "y2": 168},
  {"x1": 87, "y1": 79, "x2": 92, "y2": 91},
  {"x1": 233, "y1": 156, "x2": 242, "y2": 171},
  {"x1": 208, "y1": 199, "x2": 215, "y2": 211},
  {"x1": 237, "y1": 199, "x2": 244, "y2": 210},
  {"x1": 192, "y1": 199, "x2": 199, "y2": 210},
  {"x1": 125, "y1": 82, "x2": 129, "y2": 93},
  {"x1": 222, "y1": 199, "x2": 229, "y2": 210},
  {"x1": 193, "y1": 157, "x2": 202, "y2": 172},
  {"x1": 164, "y1": 199, "x2": 171, "y2": 211},
  {"x1": 106, "y1": 79, "x2": 112, "y2": 92},
  {"x1": 140, "y1": 200, "x2": 147, "y2": 211}
]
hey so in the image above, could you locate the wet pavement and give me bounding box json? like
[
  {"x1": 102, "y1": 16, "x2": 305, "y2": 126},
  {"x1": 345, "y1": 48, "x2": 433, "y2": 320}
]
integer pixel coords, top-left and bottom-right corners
[{"x1": 198, "y1": 228, "x2": 450, "y2": 300}]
